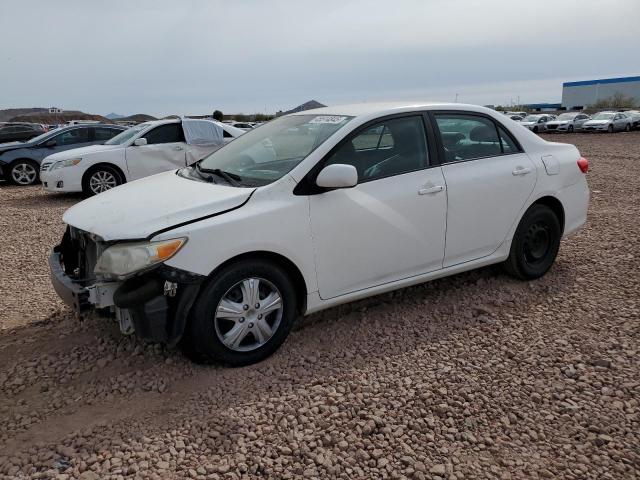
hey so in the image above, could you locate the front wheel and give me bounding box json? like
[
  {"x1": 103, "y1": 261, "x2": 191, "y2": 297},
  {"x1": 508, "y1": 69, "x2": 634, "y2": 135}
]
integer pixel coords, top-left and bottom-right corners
[
  {"x1": 532, "y1": 126, "x2": 539, "y2": 133},
  {"x1": 503, "y1": 204, "x2": 561, "y2": 280},
  {"x1": 184, "y1": 259, "x2": 298, "y2": 366},
  {"x1": 82, "y1": 165, "x2": 123, "y2": 196},
  {"x1": 625, "y1": 124, "x2": 631, "y2": 132},
  {"x1": 608, "y1": 125, "x2": 614, "y2": 133},
  {"x1": 9, "y1": 160, "x2": 39, "y2": 185},
  {"x1": 568, "y1": 125, "x2": 574, "y2": 133}
]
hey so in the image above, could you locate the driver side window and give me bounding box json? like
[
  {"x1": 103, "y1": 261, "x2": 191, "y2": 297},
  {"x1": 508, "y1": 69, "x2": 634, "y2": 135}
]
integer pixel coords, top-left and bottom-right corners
[{"x1": 325, "y1": 116, "x2": 428, "y2": 183}]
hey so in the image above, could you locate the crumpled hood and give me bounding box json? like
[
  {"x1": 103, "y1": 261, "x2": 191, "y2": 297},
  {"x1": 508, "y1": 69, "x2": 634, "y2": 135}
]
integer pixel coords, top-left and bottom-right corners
[
  {"x1": 45, "y1": 143, "x2": 124, "y2": 161},
  {"x1": 63, "y1": 170, "x2": 255, "y2": 240}
]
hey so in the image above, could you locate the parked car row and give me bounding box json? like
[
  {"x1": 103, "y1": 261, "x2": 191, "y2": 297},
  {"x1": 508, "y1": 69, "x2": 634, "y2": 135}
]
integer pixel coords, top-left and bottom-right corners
[
  {"x1": 0, "y1": 122, "x2": 47, "y2": 143},
  {"x1": 0, "y1": 119, "x2": 245, "y2": 195},
  {"x1": 503, "y1": 110, "x2": 639, "y2": 133}
]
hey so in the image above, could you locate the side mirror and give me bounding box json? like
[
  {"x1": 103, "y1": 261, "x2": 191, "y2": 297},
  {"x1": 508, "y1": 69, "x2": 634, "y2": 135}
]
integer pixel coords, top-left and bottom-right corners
[
  {"x1": 316, "y1": 164, "x2": 358, "y2": 189},
  {"x1": 45, "y1": 139, "x2": 56, "y2": 147},
  {"x1": 134, "y1": 138, "x2": 148, "y2": 146}
]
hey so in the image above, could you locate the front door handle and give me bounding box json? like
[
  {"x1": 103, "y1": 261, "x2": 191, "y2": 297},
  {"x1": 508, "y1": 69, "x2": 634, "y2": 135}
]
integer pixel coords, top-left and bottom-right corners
[
  {"x1": 418, "y1": 185, "x2": 444, "y2": 195},
  {"x1": 173, "y1": 146, "x2": 184, "y2": 151},
  {"x1": 512, "y1": 167, "x2": 532, "y2": 176}
]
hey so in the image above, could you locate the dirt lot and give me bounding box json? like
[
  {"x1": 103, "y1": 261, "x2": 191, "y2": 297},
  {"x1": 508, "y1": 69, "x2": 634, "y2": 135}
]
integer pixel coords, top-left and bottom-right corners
[{"x1": 0, "y1": 132, "x2": 639, "y2": 479}]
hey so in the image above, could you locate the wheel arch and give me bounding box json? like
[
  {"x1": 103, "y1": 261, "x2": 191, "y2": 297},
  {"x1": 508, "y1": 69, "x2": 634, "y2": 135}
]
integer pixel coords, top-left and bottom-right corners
[
  {"x1": 529, "y1": 195, "x2": 565, "y2": 234},
  {"x1": 207, "y1": 251, "x2": 308, "y2": 314},
  {"x1": 81, "y1": 162, "x2": 127, "y2": 185}
]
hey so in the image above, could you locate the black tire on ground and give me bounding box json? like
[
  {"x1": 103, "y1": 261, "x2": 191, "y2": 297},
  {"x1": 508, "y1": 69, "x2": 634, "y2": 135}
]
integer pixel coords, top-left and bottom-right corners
[
  {"x1": 503, "y1": 204, "x2": 562, "y2": 280},
  {"x1": 9, "y1": 159, "x2": 39, "y2": 185},
  {"x1": 533, "y1": 126, "x2": 539, "y2": 133},
  {"x1": 82, "y1": 165, "x2": 123, "y2": 196},
  {"x1": 183, "y1": 259, "x2": 298, "y2": 366},
  {"x1": 625, "y1": 124, "x2": 631, "y2": 132},
  {"x1": 568, "y1": 125, "x2": 574, "y2": 133},
  {"x1": 608, "y1": 125, "x2": 614, "y2": 133}
]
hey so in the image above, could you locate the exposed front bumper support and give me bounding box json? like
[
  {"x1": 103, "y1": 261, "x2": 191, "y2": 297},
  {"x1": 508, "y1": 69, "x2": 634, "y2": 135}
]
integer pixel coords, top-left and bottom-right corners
[{"x1": 49, "y1": 252, "x2": 90, "y2": 312}]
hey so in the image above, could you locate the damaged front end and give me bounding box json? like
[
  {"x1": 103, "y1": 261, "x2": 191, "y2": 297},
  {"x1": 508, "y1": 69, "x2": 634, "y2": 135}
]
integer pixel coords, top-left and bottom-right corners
[{"x1": 49, "y1": 226, "x2": 205, "y2": 346}]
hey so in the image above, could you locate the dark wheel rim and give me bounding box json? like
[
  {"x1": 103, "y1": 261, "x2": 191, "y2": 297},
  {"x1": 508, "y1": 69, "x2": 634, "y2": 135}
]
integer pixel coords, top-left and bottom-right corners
[
  {"x1": 523, "y1": 222, "x2": 551, "y2": 265},
  {"x1": 214, "y1": 277, "x2": 283, "y2": 352},
  {"x1": 568, "y1": 125, "x2": 574, "y2": 132}
]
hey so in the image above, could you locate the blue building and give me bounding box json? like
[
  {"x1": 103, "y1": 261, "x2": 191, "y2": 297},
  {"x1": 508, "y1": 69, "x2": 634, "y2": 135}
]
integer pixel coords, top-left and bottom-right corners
[{"x1": 562, "y1": 75, "x2": 640, "y2": 110}]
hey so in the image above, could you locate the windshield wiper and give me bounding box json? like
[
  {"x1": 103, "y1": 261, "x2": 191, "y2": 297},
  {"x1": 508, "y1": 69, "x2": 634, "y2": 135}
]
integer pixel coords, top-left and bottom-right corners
[{"x1": 196, "y1": 162, "x2": 242, "y2": 186}]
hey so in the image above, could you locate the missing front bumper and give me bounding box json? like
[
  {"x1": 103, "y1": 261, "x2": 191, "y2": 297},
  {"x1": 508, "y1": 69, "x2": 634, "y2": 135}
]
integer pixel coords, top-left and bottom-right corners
[{"x1": 49, "y1": 249, "x2": 205, "y2": 345}]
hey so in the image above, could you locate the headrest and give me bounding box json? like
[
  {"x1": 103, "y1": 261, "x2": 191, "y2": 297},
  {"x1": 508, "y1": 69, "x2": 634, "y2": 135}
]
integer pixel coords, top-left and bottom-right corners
[{"x1": 469, "y1": 125, "x2": 497, "y2": 142}]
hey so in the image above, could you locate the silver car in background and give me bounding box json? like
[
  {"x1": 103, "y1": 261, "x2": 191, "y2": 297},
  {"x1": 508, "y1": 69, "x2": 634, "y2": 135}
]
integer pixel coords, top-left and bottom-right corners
[
  {"x1": 623, "y1": 110, "x2": 640, "y2": 129},
  {"x1": 519, "y1": 114, "x2": 553, "y2": 133},
  {"x1": 545, "y1": 112, "x2": 590, "y2": 133},
  {"x1": 582, "y1": 112, "x2": 632, "y2": 133}
]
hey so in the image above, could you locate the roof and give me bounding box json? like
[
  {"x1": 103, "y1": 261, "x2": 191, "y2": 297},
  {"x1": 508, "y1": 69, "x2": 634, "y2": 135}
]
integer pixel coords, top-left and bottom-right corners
[
  {"x1": 290, "y1": 101, "x2": 490, "y2": 118},
  {"x1": 563, "y1": 75, "x2": 640, "y2": 88}
]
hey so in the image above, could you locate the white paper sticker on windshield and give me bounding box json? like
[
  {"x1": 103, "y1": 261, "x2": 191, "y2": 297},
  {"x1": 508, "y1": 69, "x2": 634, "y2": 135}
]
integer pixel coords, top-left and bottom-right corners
[{"x1": 309, "y1": 116, "x2": 348, "y2": 124}]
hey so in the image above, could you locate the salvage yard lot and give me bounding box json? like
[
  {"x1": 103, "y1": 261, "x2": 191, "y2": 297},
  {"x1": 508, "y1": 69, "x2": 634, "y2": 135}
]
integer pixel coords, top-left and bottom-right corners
[{"x1": 0, "y1": 132, "x2": 639, "y2": 478}]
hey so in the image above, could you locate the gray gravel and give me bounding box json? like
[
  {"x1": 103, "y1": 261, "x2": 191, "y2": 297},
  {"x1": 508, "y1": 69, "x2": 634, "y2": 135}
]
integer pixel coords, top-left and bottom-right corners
[{"x1": 0, "y1": 132, "x2": 639, "y2": 479}]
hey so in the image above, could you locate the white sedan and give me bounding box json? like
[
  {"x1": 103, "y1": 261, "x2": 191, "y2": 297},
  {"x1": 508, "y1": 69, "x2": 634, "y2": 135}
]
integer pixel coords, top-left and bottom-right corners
[
  {"x1": 40, "y1": 119, "x2": 244, "y2": 196},
  {"x1": 49, "y1": 103, "x2": 589, "y2": 366}
]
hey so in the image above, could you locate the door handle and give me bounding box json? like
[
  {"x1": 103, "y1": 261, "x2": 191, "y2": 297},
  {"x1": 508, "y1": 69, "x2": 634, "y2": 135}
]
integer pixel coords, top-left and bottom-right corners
[
  {"x1": 512, "y1": 167, "x2": 532, "y2": 176},
  {"x1": 418, "y1": 185, "x2": 444, "y2": 195},
  {"x1": 173, "y1": 146, "x2": 184, "y2": 151}
]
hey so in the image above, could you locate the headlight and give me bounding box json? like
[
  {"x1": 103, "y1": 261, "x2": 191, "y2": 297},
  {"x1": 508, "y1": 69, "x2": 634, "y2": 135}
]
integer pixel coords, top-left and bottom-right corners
[
  {"x1": 52, "y1": 158, "x2": 82, "y2": 170},
  {"x1": 94, "y1": 237, "x2": 187, "y2": 278}
]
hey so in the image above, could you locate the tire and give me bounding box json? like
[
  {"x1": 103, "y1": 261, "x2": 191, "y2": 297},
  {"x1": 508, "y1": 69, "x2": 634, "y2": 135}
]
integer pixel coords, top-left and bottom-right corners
[
  {"x1": 625, "y1": 124, "x2": 631, "y2": 132},
  {"x1": 568, "y1": 125, "x2": 574, "y2": 133},
  {"x1": 532, "y1": 126, "x2": 539, "y2": 133},
  {"x1": 503, "y1": 204, "x2": 561, "y2": 280},
  {"x1": 608, "y1": 125, "x2": 614, "y2": 133},
  {"x1": 9, "y1": 159, "x2": 39, "y2": 185},
  {"x1": 183, "y1": 259, "x2": 298, "y2": 366},
  {"x1": 82, "y1": 165, "x2": 123, "y2": 196}
]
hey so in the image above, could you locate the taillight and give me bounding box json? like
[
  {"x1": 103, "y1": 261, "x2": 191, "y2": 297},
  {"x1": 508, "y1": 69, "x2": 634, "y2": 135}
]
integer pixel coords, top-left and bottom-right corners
[{"x1": 577, "y1": 157, "x2": 589, "y2": 173}]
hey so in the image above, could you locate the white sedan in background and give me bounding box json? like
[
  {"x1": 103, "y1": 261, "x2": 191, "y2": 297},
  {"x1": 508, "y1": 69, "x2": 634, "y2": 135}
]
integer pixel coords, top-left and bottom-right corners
[
  {"x1": 544, "y1": 112, "x2": 591, "y2": 133},
  {"x1": 50, "y1": 102, "x2": 589, "y2": 366},
  {"x1": 41, "y1": 119, "x2": 244, "y2": 196},
  {"x1": 520, "y1": 114, "x2": 554, "y2": 133},
  {"x1": 581, "y1": 112, "x2": 632, "y2": 133}
]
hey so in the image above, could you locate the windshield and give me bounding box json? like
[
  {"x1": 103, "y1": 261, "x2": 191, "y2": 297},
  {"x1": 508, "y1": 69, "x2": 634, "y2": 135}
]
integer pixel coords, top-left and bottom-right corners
[
  {"x1": 196, "y1": 114, "x2": 353, "y2": 186},
  {"x1": 592, "y1": 113, "x2": 615, "y2": 120},
  {"x1": 557, "y1": 113, "x2": 577, "y2": 120},
  {"x1": 104, "y1": 123, "x2": 150, "y2": 145},
  {"x1": 21, "y1": 127, "x2": 64, "y2": 144},
  {"x1": 523, "y1": 115, "x2": 541, "y2": 122}
]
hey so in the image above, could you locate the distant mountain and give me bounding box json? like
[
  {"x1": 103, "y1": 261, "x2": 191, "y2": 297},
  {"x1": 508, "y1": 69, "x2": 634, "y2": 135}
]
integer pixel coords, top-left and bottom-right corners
[
  {"x1": 0, "y1": 108, "x2": 48, "y2": 122},
  {"x1": 105, "y1": 112, "x2": 125, "y2": 120},
  {"x1": 278, "y1": 100, "x2": 326, "y2": 116},
  {"x1": 116, "y1": 114, "x2": 158, "y2": 122},
  {"x1": 9, "y1": 110, "x2": 112, "y2": 124}
]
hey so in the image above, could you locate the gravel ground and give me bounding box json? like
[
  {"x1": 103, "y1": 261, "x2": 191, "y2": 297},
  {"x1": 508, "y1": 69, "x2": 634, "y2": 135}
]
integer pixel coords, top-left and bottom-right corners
[{"x1": 0, "y1": 132, "x2": 639, "y2": 479}]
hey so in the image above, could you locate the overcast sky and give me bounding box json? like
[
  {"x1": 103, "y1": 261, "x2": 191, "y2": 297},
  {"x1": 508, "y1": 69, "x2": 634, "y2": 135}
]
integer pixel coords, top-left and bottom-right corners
[{"x1": 1, "y1": 0, "x2": 639, "y2": 117}]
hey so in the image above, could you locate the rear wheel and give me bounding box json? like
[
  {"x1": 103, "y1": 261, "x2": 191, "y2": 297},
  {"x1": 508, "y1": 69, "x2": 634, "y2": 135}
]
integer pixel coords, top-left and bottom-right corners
[
  {"x1": 504, "y1": 204, "x2": 561, "y2": 280},
  {"x1": 9, "y1": 160, "x2": 39, "y2": 185},
  {"x1": 82, "y1": 165, "x2": 123, "y2": 196},
  {"x1": 184, "y1": 259, "x2": 297, "y2": 366}
]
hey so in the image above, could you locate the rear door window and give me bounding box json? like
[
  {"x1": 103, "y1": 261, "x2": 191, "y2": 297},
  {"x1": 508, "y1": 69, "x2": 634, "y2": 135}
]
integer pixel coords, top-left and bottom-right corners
[
  {"x1": 56, "y1": 128, "x2": 91, "y2": 145},
  {"x1": 434, "y1": 114, "x2": 502, "y2": 162},
  {"x1": 143, "y1": 124, "x2": 185, "y2": 144}
]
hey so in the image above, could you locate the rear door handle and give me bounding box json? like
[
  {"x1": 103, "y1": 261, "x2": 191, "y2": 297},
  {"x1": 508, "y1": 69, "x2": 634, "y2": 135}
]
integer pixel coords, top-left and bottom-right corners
[
  {"x1": 418, "y1": 185, "x2": 444, "y2": 195},
  {"x1": 512, "y1": 167, "x2": 532, "y2": 176}
]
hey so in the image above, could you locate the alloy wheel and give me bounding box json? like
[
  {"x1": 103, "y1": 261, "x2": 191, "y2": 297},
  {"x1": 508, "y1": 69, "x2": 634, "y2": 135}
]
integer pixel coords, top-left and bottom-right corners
[
  {"x1": 89, "y1": 170, "x2": 117, "y2": 194},
  {"x1": 11, "y1": 162, "x2": 37, "y2": 185},
  {"x1": 214, "y1": 277, "x2": 283, "y2": 352}
]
